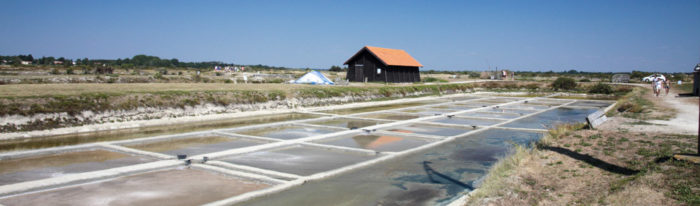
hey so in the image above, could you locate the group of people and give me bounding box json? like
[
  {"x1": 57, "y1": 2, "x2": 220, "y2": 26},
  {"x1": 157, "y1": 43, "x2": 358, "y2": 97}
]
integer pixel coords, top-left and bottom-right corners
[{"x1": 651, "y1": 75, "x2": 670, "y2": 97}]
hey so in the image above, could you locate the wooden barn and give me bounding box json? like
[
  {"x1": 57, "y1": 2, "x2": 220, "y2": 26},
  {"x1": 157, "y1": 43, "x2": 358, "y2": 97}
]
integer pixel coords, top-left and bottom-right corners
[{"x1": 344, "y1": 46, "x2": 422, "y2": 82}]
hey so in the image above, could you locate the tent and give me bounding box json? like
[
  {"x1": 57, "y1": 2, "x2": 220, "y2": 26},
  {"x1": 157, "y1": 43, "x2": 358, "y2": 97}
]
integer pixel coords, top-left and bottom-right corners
[{"x1": 292, "y1": 70, "x2": 334, "y2": 85}]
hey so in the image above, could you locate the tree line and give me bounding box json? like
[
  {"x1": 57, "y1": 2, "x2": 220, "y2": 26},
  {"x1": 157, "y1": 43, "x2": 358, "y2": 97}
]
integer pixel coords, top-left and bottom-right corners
[{"x1": 0, "y1": 54, "x2": 300, "y2": 70}]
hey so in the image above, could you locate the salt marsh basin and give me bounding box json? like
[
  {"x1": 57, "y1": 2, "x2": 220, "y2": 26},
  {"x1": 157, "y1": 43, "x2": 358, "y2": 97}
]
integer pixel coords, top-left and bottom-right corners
[{"x1": 0, "y1": 94, "x2": 612, "y2": 206}]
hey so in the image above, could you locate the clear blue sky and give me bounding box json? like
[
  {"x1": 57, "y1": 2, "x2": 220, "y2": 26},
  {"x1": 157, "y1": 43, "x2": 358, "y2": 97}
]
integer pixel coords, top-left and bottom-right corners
[{"x1": 1, "y1": 0, "x2": 699, "y2": 72}]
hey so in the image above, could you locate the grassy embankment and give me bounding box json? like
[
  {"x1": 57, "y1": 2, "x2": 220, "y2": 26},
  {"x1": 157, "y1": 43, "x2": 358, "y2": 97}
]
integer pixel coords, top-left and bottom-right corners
[
  {"x1": 0, "y1": 81, "x2": 633, "y2": 132},
  {"x1": 0, "y1": 81, "x2": 632, "y2": 116},
  {"x1": 467, "y1": 87, "x2": 699, "y2": 205},
  {"x1": 0, "y1": 83, "x2": 484, "y2": 132}
]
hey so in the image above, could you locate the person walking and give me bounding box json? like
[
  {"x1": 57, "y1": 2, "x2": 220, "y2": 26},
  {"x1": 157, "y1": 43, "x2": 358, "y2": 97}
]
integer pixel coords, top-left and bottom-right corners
[
  {"x1": 653, "y1": 76, "x2": 663, "y2": 97},
  {"x1": 651, "y1": 75, "x2": 659, "y2": 97},
  {"x1": 664, "y1": 79, "x2": 671, "y2": 96}
]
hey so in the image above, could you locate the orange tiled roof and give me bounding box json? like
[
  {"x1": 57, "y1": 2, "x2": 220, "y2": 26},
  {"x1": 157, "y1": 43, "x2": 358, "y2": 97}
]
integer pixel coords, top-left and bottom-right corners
[{"x1": 345, "y1": 46, "x2": 423, "y2": 67}]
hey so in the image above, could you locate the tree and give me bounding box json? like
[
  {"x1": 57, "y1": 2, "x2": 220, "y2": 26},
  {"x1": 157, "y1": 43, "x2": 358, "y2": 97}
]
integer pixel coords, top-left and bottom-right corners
[
  {"x1": 63, "y1": 59, "x2": 72, "y2": 67},
  {"x1": 12, "y1": 56, "x2": 21, "y2": 66},
  {"x1": 551, "y1": 77, "x2": 577, "y2": 91},
  {"x1": 170, "y1": 58, "x2": 179, "y2": 67},
  {"x1": 329, "y1": 65, "x2": 343, "y2": 72}
]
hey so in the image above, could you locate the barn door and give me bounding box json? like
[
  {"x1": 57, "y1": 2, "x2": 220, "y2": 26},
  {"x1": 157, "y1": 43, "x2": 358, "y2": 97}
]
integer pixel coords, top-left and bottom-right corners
[{"x1": 355, "y1": 64, "x2": 364, "y2": 81}]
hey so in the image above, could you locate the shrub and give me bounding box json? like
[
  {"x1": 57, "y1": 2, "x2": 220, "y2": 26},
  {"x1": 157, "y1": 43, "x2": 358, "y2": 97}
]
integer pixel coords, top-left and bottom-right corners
[
  {"x1": 267, "y1": 78, "x2": 284, "y2": 83},
  {"x1": 483, "y1": 82, "x2": 499, "y2": 89},
  {"x1": 423, "y1": 77, "x2": 447, "y2": 83},
  {"x1": 224, "y1": 79, "x2": 233, "y2": 83},
  {"x1": 579, "y1": 79, "x2": 591, "y2": 82},
  {"x1": 525, "y1": 83, "x2": 540, "y2": 90},
  {"x1": 191, "y1": 74, "x2": 201, "y2": 82},
  {"x1": 588, "y1": 83, "x2": 613, "y2": 94},
  {"x1": 66, "y1": 68, "x2": 74, "y2": 75},
  {"x1": 615, "y1": 86, "x2": 633, "y2": 95},
  {"x1": 502, "y1": 82, "x2": 517, "y2": 89},
  {"x1": 551, "y1": 77, "x2": 577, "y2": 90},
  {"x1": 50, "y1": 68, "x2": 60, "y2": 75},
  {"x1": 617, "y1": 101, "x2": 643, "y2": 113},
  {"x1": 215, "y1": 72, "x2": 223, "y2": 76}
]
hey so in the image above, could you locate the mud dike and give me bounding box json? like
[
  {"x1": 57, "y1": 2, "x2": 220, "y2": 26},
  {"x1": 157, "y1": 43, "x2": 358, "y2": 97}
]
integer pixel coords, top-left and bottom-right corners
[{"x1": 0, "y1": 94, "x2": 614, "y2": 206}]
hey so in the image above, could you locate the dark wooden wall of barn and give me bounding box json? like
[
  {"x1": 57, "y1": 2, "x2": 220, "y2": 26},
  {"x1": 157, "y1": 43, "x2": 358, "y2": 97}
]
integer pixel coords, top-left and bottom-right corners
[
  {"x1": 386, "y1": 66, "x2": 420, "y2": 82},
  {"x1": 345, "y1": 49, "x2": 420, "y2": 82}
]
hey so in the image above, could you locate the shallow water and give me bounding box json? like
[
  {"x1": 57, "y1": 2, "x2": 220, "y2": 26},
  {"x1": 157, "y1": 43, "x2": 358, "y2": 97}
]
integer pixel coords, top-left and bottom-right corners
[
  {"x1": 568, "y1": 101, "x2": 612, "y2": 108},
  {"x1": 237, "y1": 129, "x2": 543, "y2": 206},
  {"x1": 319, "y1": 101, "x2": 434, "y2": 115},
  {"x1": 0, "y1": 168, "x2": 272, "y2": 206},
  {"x1": 303, "y1": 117, "x2": 388, "y2": 129},
  {"x1": 357, "y1": 112, "x2": 422, "y2": 121},
  {"x1": 398, "y1": 108, "x2": 459, "y2": 116},
  {"x1": 382, "y1": 123, "x2": 474, "y2": 137},
  {"x1": 219, "y1": 145, "x2": 377, "y2": 176},
  {"x1": 0, "y1": 97, "x2": 603, "y2": 205},
  {"x1": 447, "y1": 96, "x2": 480, "y2": 102},
  {"x1": 459, "y1": 111, "x2": 523, "y2": 119},
  {"x1": 313, "y1": 133, "x2": 431, "y2": 152},
  {"x1": 501, "y1": 104, "x2": 551, "y2": 110},
  {"x1": 453, "y1": 102, "x2": 497, "y2": 108},
  {"x1": 235, "y1": 125, "x2": 344, "y2": 140},
  {"x1": 502, "y1": 107, "x2": 600, "y2": 129},
  {"x1": 431, "y1": 117, "x2": 504, "y2": 126},
  {"x1": 0, "y1": 149, "x2": 156, "y2": 185},
  {"x1": 0, "y1": 113, "x2": 320, "y2": 152},
  {"x1": 124, "y1": 135, "x2": 266, "y2": 156},
  {"x1": 486, "y1": 107, "x2": 539, "y2": 115}
]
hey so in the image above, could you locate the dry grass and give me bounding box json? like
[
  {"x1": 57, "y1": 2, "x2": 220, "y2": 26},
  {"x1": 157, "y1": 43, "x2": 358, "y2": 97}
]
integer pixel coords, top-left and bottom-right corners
[
  {"x1": 467, "y1": 125, "x2": 699, "y2": 206},
  {"x1": 0, "y1": 83, "x2": 317, "y2": 97}
]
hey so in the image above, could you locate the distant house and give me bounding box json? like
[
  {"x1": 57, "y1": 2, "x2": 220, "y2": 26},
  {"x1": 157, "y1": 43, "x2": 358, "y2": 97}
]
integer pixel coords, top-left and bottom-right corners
[
  {"x1": 20, "y1": 61, "x2": 31, "y2": 65},
  {"x1": 611, "y1": 74, "x2": 630, "y2": 83},
  {"x1": 53, "y1": 61, "x2": 63, "y2": 65},
  {"x1": 344, "y1": 46, "x2": 422, "y2": 82}
]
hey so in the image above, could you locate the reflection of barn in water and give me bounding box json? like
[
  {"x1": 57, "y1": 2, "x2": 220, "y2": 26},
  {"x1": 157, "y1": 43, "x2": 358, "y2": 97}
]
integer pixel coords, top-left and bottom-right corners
[
  {"x1": 351, "y1": 134, "x2": 403, "y2": 149},
  {"x1": 345, "y1": 46, "x2": 422, "y2": 83}
]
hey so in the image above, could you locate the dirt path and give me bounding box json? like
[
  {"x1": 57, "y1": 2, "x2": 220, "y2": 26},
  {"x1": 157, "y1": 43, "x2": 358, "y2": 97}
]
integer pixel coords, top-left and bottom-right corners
[
  {"x1": 647, "y1": 89, "x2": 699, "y2": 134},
  {"x1": 599, "y1": 86, "x2": 699, "y2": 135}
]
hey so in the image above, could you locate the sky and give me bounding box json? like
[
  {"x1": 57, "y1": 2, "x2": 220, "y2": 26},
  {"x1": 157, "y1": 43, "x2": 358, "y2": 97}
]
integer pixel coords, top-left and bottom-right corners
[{"x1": 1, "y1": 0, "x2": 699, "y2": 72}]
